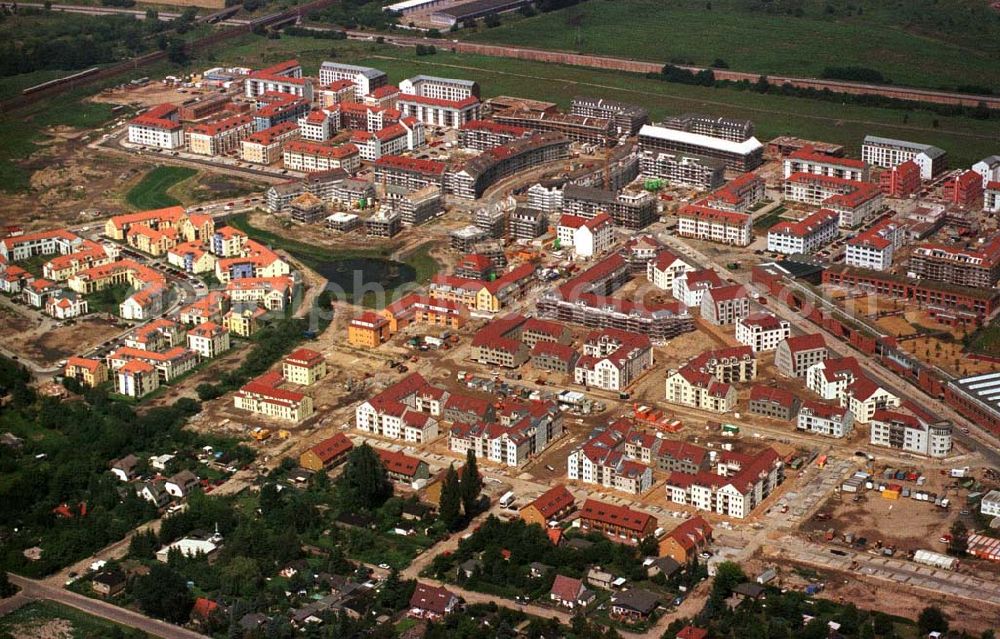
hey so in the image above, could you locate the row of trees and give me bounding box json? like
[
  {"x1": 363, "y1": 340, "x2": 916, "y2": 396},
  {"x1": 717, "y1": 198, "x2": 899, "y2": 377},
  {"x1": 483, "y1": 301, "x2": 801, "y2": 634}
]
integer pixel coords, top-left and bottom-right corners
[
  {"x1": 648, "y1": 66, "x2": 996, "y2": 120},
  {"x1": 438, "y1": 450, "x2": 483, "y2": 530}
]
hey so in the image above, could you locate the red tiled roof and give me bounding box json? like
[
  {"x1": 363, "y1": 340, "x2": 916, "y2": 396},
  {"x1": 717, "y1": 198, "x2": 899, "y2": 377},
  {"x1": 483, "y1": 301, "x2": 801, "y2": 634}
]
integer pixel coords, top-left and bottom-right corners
[
  {"x1": 525, "y1": 485, "x2": 575, "y2": 519},
  {"x1": 286, "y1": 140, "x2": 359, "y2": 159},
  {"x1": 787, "y1": 146, "x2": 866, "y2": 169},
  {"x1": 750, "y1": 384, "x2": 797, "y2": 408},
  {"x1": 550, "y1": 574, "x2": 584, "y2": 602},
  {"x1": 375, "y1": 448, "x2": 424, "y2": 478},
  {"x1": 374, "y1": 154, "x2": 447, "y2": 176},
  {"x1": 187, "y1": 114, "x2": 252, "y2": 137},
  {"x1": 285, "y1": 348, "x2": 324, "y2": 367},
  {"x1": 580, "y1": 498, "x2": 654, "y2": 534},
  {"x1": 409, "y1": 583, "x2": 456, "y2": 615},
  {"x1": 783, "y1": 333, "x2": 826, "y2": 354},
  {"x1": 677, "y1": 204, "x2": 750, "y2": 226},
  {"x1": 769, "y1": 208, "x2": 838, "y2": 238},
  {"x1": 308, "y1": 433, "x2": 353, "y2": 464}
]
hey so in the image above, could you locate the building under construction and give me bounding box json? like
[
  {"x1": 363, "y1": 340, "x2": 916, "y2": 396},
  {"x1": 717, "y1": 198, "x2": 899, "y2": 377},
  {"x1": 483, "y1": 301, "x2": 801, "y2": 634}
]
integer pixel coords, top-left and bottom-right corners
[
  {"x1": 450, "y1": 225, "x2": 488, "y2": 252},
  {"x1": 385, "y1": 184, "x2": 443, "y2": 226},
  {"x1": 639, "y1": 150, "x2": 725, "y2": 190},
  {"x1": 365, "y1": 208, "x2": 402, "y2": 238},
  {"x1": 509, "y1": 207, "x2": 548, "y2": 240},
  {"x1": 570, "y1": 96, "x2": 650, "y2": 136},
  {"x1": 537, "y1": 292, "x2": 694, "y2": 342},
  {"x1": 562, "y1": 184, "x2": 657, "y2": 230},
  {"x1": 374, "y1": 155, "x2": 447, "y2": 190},
  {"x1": 493, "y1": 108, "x2": 614, "y2": 146},
  {"x1": 445, "y1": 133, "x2": 571, "y2": 200},
  {"x1": 567, "y1": 143, "x2": 640, "y2": 192}
]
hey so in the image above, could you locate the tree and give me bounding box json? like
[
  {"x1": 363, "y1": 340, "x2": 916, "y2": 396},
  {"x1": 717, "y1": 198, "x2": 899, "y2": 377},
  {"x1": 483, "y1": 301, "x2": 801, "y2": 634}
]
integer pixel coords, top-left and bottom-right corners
[
  {"x1": 166, "y1": 39, "x2": 188, "y2": 65},
  {"x1": 339, "y1": 443, "x2": 392, "y2": 510},
  {"x1": 439, "y1": 464, "x2": 462, "y2": 530},
  {"x1": 872, "y1": 611, "x2": 894, "y2": 636},
  {"x1": 460, "y1": 449, "x2": 482, "y2": 516},
  {"x1": 132, "y1": 563, "x2": 194, "y2": 623},
  {"x1": 637, "y1": 534, "x2": 659, "y2": 558},
  {"x1": 0, "y1": 572, "x2": 16, "y2": 598},
  {"x1": 948, "y1": 520, "x2": 968, "y2": 556},
  {"x1": 128, "y1": 529, "x2": 159, "y2": 560},
  {"x1": 917, "y1": 606, "x2": 948, "y2": 635}
]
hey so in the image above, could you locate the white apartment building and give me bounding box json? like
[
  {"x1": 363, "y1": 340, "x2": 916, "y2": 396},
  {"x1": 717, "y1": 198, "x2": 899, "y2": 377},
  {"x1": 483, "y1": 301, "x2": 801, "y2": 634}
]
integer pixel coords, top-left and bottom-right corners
[
  {"x1": 566, "y1": 421, "x2": 654, "y2": 495},
  {"x1": 845, "y1": 378, "x2": 900, "y2": 424},
  {"x1": 664, "y1": 449, "x2": 782, "y2": 519},
  {"x1": 283, "y1": 141, "x2": 361, "y2": 173},
  {"x1": 399, "y1": 75, "x2": 479, "y2": 102},
  {"x1": 767, "y1": 208, "x2": 839, "y2": 255},
  {"x1": 797, "y1": 400, "x2": 854, "y2": 438},
  {"x1": 527, "y1": 183, "x2": 563, "y2": 212},
  {"x1": 775, "y1": 333, "x2": 828, "y2": 377},
  {"x1": 980, "y1": 490, "x2": 1000, "y2": 517},
  {"x1": 672, "y1": 269, "x2": 723, "y2": 308},
  {"x1": 985, "y1": 182, "x2": 1000, "y2": 214},
  {"x1": 972, "y1": 156, "x2": 1000, "y2": 189},
  {"x1": 397, "y1": 94, "x2": 481, "y2": 129},
  {"x1": 676, "y1": 205, "x2": 753, "y2": 247},
  {"x1": 556, "y1": 212, "x2": 615, "y2": 258},
  {"x1": 449, "y1": 401, "x2": 561, "y2": 468},
  {"x1": 297, "y1": 110, "x2": 338, "y2": 142},
  {"x1": 573, "y1": 328, "x2": 653, "y2": 391},
  {"x1": 845, "y1": 219, "x2": 903, "y2": 271},
  {"x1": 701, "y1": 284, "x2": 749, "y2": 326},
  {"x1": 869, "y1": 410, "x2": 952, "y2": 458},
  {"x1": 664, "y1": 366, "x2": 737, "y2": 413},
  {"x1": 862, "y1": 135, "x2": 946, "y2": 180},
  {"x1": 783, "y1": 147, "x2": 868, "y2": 181},
  {"x1": 736, "y1": 312, "x2": 790, "y2": 352},
  {"x1": 319, "y1": 61, "x2": 388, "y2": 99},
  {"x1": 647, "y1": 250, "x2": 693, "y2": 291},
  {"x1": 128, "y1": 104, "x2": 183, "y2": 150},
  {"x1": 185, "y1": 321, "x2": 230, "y2": 359}
]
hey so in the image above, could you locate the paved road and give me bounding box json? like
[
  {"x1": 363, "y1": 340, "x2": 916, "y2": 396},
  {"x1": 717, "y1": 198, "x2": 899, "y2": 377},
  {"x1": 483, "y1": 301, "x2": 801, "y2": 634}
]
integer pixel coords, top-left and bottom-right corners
[{"x1": 6, "y1": 574, "x2": 210, "y2": 639}]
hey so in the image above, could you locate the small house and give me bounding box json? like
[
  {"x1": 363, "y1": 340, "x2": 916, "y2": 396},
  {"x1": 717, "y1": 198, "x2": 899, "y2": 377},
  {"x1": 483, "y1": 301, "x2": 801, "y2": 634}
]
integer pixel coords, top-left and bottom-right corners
[
  {"x1": 549, "y1": 574, "x2": 593, "y2": 609},
  {"x1": 610, "y1": 588, "x2": 660, "y2": 621},
  {"x1": 91, "y1": 569, "x2": 126, "y2": 597}
]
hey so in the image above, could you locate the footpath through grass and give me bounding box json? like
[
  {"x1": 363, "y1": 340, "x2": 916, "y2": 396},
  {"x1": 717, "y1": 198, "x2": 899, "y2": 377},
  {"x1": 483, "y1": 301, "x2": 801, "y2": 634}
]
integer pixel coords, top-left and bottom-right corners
[{"x1": 126, "y1": 166, "x2": 198, "y2": 210}]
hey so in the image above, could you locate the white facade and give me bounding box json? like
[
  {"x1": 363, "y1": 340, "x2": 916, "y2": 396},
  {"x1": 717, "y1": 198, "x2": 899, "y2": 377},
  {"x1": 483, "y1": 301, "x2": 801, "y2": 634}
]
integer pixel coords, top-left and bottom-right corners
[
  {"x1": 869, "y1": 411, "x2": 952, "y2": 458},
  {"x1": 676, "y1": 206, "x2": 753, "y2": 247},
  {"x1": 319, "y1": 62, "x2": 386, "y2": 98},
  {"x1": 128, "y1": 121, "x2": 183, "y2": 149},
  {"x1": 981, "y1": 490, "x2": 1000, "y2": 517},
  {"x1": 985, "y1": 184, "x2": 1000, "y2": 213},
  {"x1": 972, "y1": 156, "x2": 1000, "y2": 189},
  {"x1": 646, "y1": 252, "x2": 693, "y2": 291},
  {"x1": 399, "y1": 75, "x2": 477, "y2": 101},
  {"x1": 735, "y1": 313, "x2": 790, "y2": 352},
  {"x1": 861, "y1": 136, "x2": 944, "y2": 180},
  {"x1": 557, "y1": 214, "x2": 615, "y2": 258},
  {"x1": 797, "y1": 403, "x2": 854, "y2": 438},
  {"x1": 767, "y1": 209, "x2": 839, "y2": 255}
]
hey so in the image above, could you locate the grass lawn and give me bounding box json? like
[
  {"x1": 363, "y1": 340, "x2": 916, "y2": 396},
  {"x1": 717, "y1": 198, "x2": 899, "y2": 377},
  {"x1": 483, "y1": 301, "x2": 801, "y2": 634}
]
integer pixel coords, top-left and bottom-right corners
[
  {"x1": 753, "y1": 207, "x2": 785, "y2": 230},
  {"x1": 0, "y1": 600, "x2": 150, "y2": 638},
  {"x1": 460, "y1": 0, "x2": 1000, "y2": 92},
  {"x1": 84, "y1": 283, "x2": 132, "y2": 315},
  {"x1": 965, "y1": 319, "x2": 1000, "y2": 358},
  {"x1": 201, "y1": 36, "x2": 998, "y2": 166},
  {"x1": 126, "y1": 166, "x2": 198, "y2": 210}
]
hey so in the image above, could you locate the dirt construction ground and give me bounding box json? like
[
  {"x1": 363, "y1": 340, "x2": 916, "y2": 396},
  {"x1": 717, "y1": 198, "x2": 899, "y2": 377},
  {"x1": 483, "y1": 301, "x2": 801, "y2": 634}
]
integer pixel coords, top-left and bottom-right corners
[{"x1": 0, "y1": 305, "x2": 121, "y2": 366}]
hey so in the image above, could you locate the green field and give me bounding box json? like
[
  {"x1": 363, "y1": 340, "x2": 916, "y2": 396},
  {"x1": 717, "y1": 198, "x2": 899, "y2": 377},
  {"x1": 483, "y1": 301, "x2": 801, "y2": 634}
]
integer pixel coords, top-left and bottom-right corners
[
  {"x1": 125, "y1": 166, "x2": 198, "y2": 210},
  {"x1": 0, "y1": 601, "x2": 149, "y2": 639},
  {"x1": 203, "y1": 35, "x2": 998, "y2": 166},
  {"x1": 461, "y1": 0, "x2": 1000, "y2": 92}
]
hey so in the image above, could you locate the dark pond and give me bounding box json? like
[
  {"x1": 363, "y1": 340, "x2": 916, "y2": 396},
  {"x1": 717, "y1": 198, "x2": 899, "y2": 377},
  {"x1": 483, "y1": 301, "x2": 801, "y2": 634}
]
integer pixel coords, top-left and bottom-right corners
[{"x1": 309, "y1": 257, "x2": 417, "y2": 298}]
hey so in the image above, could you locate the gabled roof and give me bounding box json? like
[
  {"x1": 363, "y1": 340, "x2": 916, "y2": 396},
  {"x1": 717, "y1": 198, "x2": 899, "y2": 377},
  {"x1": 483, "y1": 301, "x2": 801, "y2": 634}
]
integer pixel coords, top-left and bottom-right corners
[
  {"x1": 580, "y1": 498, "x2": 654, "y2": 533},
  {"x1": 409, "y1": 583, "x2": 456, "y2": 615},
  {"x1": 307, "y1": 433, "x2": 353, "y2": 464},
  {"x1": 550, "y1": 574, "x2": 585, "y2": 602},
  {"x1": 525, "y1": 485, "x2": 575, "y2": 519}
]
